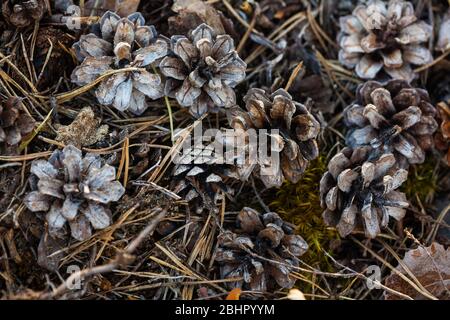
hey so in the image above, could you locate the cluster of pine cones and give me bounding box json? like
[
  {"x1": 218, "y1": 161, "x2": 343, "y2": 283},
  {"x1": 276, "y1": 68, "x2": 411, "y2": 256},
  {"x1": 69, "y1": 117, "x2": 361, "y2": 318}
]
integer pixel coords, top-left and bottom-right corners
[{"x1": 0, "y1": 0, "x2": 449, "y2": 294}]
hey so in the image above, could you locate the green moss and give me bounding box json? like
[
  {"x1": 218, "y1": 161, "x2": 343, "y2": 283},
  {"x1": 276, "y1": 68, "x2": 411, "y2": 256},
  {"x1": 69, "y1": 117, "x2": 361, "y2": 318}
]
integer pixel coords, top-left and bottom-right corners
[
  {"x1": 269, "y1": 155, "x2": 338, "y2": 271},
  {"x1": 402, "y1": 157, "x2": 439, "y2": 206}
]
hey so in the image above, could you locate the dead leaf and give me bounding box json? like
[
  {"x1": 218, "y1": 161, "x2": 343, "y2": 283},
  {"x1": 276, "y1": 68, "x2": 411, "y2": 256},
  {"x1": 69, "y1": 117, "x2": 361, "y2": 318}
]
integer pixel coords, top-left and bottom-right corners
[
  {"x1": 384, "y1": 243, "x2": 450, "y2": 300},
  {"x1": 226, "y1": 288, "x2": 241, "y2": 300},
  {"x1": 169, "y1": 0, "x2": 225, "y2": 35},
  {"x1": 83, "y1": 0, "x2": 140, "y2": 17},
  {"x1": 37, "y1": 232, "x2": 66, "y2": 272}
]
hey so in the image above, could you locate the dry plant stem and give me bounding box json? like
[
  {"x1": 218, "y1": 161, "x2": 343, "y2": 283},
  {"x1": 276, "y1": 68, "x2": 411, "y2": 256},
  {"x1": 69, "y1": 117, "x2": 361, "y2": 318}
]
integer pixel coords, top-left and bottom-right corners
[
  {"x1": 38, "y1": 209, "x2": 167, "y2": 299},
  {"x1": 426, "y1": 203, "x2": 450, "y2": 244},
  {"x1": 53, "y1": 67, "x2": 145, "y2": 103},
  {"x1": 284, "y1": 61, "x2": 304, "y2": 91},
  {"x1": 0, "y1": 151, "x2": 52, "y2": 162},
  {"x1": 245, "y1": 10, "x2": 310, "y2": 65},
  {"x1": 414, "y1": 49, "x2": 450, "y2": 72},
  {"x1": 322, "y1": 251, "x2": 413, "y2": 300},
  {"x1": 236, "y1": 4, "x2": 259, "y2": 54},
  {"x1": 352, "y1": 237, "x2": 438, "y2": 300},
  {"x1": 250, "y1": 176, "x2": 270, "y2": 213},
  {"x1": 221, "y1": 0, "x2": 263, "y2": 37}
]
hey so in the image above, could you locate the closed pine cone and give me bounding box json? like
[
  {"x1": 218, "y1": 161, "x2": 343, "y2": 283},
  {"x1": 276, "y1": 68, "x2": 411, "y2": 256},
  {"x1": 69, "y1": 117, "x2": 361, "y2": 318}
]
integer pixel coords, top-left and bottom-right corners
[{"x1": 171, "y1": 143, "x2": 238, "y2": 214}]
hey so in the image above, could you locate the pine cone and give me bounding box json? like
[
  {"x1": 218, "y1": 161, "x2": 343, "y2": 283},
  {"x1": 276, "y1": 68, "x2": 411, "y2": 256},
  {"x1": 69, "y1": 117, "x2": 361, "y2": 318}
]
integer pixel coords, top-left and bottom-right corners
[
  {"x1": 320, "y1": 147, "x2": 409, "y2": 238},
  {"x1": 0, "y1": 97, "x2": 35, "y2": 155},
  {"x1": 338, "y1": 0, "x2": 432, "y2": 81},
  {"x1": 171, "y1": 143, "x2": 237, "y2": 214},
  {"x1": 23, "y1": 145, "x2": 125, "y2": 241},
  {"x1": 2, "y1": 0, "x2": 47, "y2": 28},
  {"x1": 344, "y1": 80, "x2": 438, "y2": 166},
  {"x1": 71, "y1": 11, "x2": 168, "y2": 115},
  {"x1": 435, "y1": 102, "x2": 450, "y2": 165},
  {"x1": 436, "y1": 8, "x2": 450, "y2": 52},
  {"x1": 215, "y1": 207, "x2": 308, "y2": 291},
  {"x1": 159, "y1": 23, "x2": 246, "y2": 118},
  {"x1": 229, "y1": 88, "x2": 320, "y2": 188}
]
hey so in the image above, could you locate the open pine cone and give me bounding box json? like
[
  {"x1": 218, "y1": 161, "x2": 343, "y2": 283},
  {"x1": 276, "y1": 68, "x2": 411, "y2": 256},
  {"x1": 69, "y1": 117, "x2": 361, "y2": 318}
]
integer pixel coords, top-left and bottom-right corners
[
  {"x1": 229, "y1": 88, "x2": 320, "y2": 188},
  {"x1": 338, "y1": 0, "x2": 432, "y2": 81},
  {"x1": 215, "y1": 207, "x2": 308, "y2": 291},
  {"x1": 2, "y1": 0, "x2": 47, "y2": 28},
  {"x1": 159, "y1": 23, "x2": 246, "y2": 118},
  {"x1": 23, "y1": 145, "x2": 125, "y2": 241},
  {"x1": 0, "y1": 97, "x2": 35, "y2": 155},
  {"x1": 71, "y1": 11, "x2": 168, "y2": 115},
  {"x1": 320, "y1": 147, "x2": 409, "y2": 238},
  {"x1": 344, "y1": 80, "x2": 438, "y2": 166},
  {"x1": 171, "y1": 142, "x2": 238, "y2": 214}
]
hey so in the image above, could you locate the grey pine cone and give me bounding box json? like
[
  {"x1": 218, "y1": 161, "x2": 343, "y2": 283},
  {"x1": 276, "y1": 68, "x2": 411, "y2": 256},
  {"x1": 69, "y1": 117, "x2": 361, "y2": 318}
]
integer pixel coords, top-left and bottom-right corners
[
  {"x1": 338, "y1": 0, "x2": 433, "y2": 82},
  {"x1": 71, "y1": 11, "x2": 168, "y2": 115},
  {"x1": 344, "y1": 79, "x2": 438, "y2": 166},
  {"x1": 320, "y1": 147, "x2": 409, "y2": 239},
  {"x1": 215, "y1": 207, "x2": 308, "y2": 291},
  {"x1": 171, "y1": 142, "x2": 238, "y2": 214},
  {"x1": 159, "y1": 23, "x2": 247, "y2": 118},
  {"x1": 23, "y1": 145, "x2": 125, "y2": 241}
]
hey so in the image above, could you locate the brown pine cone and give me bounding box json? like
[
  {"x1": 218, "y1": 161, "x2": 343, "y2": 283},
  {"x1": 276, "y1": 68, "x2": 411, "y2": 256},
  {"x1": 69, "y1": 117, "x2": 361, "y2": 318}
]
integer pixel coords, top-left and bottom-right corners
[
  {"x1": 320, "y1": 147, "x2": 409, "y2": 239},
  {"x1": 344, "y1": 80, "x2": 438, "y2": 166},
  {"x1": 23, "y1": 145, "x2": 125, "y2": 241},
  {"x1": 338, "y1": 0, "x2": 432, "y2": 81},
  {"x1": 0, "y1": 97, "x2": 35, "y2": 155},
  {"x1": 2, "y1": 0, "x2": 48, "y2": 28},
  {"x1": 159, "y1": 23, "x2": 246, "y2": 118},
  {"x1": 215, "y1": 207, "x2": 308, "y2": 291},
  {"x1": 435, "y1": 101, "x2": 450, "y2": 166},
  {"x1": 229, "y1": 88, "x2": 320, "y2": 188}
]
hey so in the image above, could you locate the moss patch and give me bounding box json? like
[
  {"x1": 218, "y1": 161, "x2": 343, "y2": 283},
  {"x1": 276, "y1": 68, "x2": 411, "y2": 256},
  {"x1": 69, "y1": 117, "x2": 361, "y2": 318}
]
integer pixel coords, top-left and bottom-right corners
[{"x1": 269, "y1": 155, "x2": 337, "y2": 271}]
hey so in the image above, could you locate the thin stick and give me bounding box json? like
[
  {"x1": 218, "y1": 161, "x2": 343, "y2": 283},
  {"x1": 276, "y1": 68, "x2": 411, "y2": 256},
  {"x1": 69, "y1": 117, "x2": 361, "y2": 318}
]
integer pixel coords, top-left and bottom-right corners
[{"x1": 284, "y1": 61, "x2": 304, "y2": 91}]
